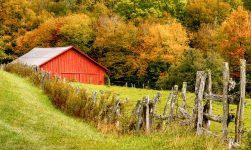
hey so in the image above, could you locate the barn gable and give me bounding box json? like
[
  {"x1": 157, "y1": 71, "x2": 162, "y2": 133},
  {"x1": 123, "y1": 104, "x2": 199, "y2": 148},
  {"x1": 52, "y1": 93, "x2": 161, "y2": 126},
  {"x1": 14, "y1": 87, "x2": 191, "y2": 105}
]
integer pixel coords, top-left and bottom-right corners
[{"x1": 13, "y1": 46, "x2": 108, "y2": 85}]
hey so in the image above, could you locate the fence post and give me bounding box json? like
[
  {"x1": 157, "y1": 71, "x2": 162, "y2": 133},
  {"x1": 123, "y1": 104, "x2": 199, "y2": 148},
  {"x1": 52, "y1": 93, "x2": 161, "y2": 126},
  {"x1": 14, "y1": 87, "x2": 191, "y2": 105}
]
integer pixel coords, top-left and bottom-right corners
[
  {"x1": 196, "y1": 71, "x2": 206, "y2": 135},
  {"x1": 47, "y1": 72, "x2": 50, "y2": 80},
  {"x1": 181, "y1": 82, "x2": 187, "y2": 110},
  {"x1": 205, "y1": 70, "x2": 212, "y2": 130},
  {"x1": 107, "y1": 77, "x2": 110, "y2": 87},
  {"x1": 222, "y1": 62, "x2": 229, "y2": 142},
  {"x1": 150, "y1": 92, "x2": 161, "y2": 128},
  {"x1": 235, "y1": 59, "x2": 246, "y2": 144},
  {"x1": 135, "y1": 100, "x2": 142, "y2": 132},
  {"x1": 41, "y1": 71, "x2": 46, "y2": 90},
  {"x1": 92, "y1": 91, "x2": 97, "y2": 104},
  {"x1": 114, "y1": 99, "x2": 121, "y2": 130},
  {"x1": 76, "y1": 86, "x2": 79, "y2": 94},
  {"x1": 163, "y1": 88, "x2": 173, "y2": 117},
  {"x1": 168, "y1": 85, "x2": 178, "y2": 123},
  {"x1": 193, "y1": 71, "x2": 203, "y2": 129},
  {"x1": 145, "y1": 96, "x2": 150, "y2": 134}
]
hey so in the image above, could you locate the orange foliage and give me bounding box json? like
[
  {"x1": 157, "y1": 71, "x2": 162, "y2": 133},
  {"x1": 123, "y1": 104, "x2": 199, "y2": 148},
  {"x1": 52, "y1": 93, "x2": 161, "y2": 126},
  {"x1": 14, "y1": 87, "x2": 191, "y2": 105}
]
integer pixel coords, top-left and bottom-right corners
[
  {"x1": 220, "y1": 7, "x2": 251, "y2": 67},
  {"x1": 16, "y1": 14, "x2": 93, "y2": 55}
]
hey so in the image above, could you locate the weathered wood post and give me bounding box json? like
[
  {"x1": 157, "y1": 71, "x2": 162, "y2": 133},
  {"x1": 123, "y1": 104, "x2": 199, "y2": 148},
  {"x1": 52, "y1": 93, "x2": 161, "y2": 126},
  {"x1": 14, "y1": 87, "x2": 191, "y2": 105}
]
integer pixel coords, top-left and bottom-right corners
[
  {"x1": 181, "y1": 82, "x2": 187, "y2": 110},
  {"x1": 135, "y1": 100, "x2": 142, "y2": 132},
  {"x1": 47, "y1": 72, "x2": 50, "y2": 80},
  {"x1": 41, "y1": 71, "x2": 46, "y2": 90},
  {"x1": 114, "y1": 99, "x2": 121, "y2": 130},
  {"x1": 150, "y1": 92, "x2": 161, "y2": 128},
  {"x1": 222, "y1": 62, "x2": 230, "y2": 142},
  {"x1": 163, "y1": 88, "x2": 173, "y2": 117},
  {"x1": 145, "y1": 96, "x2": 150, "y2": 134},
  {"x1": 168, "y1": 85, "x2": 178, "y2": 123},
  {"x1": 205, "y1": 69, "x2": 212, "y2": 130},
  {"x1": 107, "y1": 77, "x2": 110, "y2": 87},
  {"x1": 196, "y1": 71, "x2": 207, "y2": 135},
  {"x1": 162, "y1": 88, "x2": 173, "y2": 126},
  {"x1": 125, "y1": 82, "x2": 128, "y2": 87},
  {"x1": 92, "y1": 91, "x2": 97, "y2": 104},
  {"x1": 76, "y1": 86, "x2": 79, "y2": 94},
  {"x1": 193, "y1": 71, "x2": 203, "y2": 129},
  {"x1": 235, "y1": 59, "x2": 246, "y2": 144}
]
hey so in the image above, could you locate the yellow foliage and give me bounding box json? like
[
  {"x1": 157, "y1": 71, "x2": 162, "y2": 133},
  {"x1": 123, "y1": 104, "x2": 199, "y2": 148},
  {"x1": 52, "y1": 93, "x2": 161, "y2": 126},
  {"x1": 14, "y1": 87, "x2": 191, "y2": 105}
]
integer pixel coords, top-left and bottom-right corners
[{"x1": 137, "y1": 21, "x2": 188, "y2": 64}]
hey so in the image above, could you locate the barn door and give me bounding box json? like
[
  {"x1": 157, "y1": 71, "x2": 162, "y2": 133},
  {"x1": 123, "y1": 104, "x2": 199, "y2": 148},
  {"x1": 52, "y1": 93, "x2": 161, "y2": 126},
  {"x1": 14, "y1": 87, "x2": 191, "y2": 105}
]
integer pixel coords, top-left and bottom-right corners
[
  {"x1": 60, "y1": 73, "x2": 80, "y2": 82},
  {"x1": 79, "y1": 74, "x2": 99, "y2": 84}
]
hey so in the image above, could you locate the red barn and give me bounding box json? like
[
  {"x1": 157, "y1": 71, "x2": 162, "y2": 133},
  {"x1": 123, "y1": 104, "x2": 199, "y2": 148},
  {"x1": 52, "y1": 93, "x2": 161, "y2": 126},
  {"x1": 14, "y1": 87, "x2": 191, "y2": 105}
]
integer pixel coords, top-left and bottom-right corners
[{"x1": 14, "y1": 46, "x2": 108, "y2": 85}]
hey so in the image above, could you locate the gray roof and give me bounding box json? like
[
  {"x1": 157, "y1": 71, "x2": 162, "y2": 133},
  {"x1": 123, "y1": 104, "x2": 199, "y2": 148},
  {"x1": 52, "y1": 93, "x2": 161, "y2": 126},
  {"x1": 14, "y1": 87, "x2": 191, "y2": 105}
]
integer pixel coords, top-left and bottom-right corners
[{"x1": 13, "y1": 46, "x2": 72, "y2": 66}]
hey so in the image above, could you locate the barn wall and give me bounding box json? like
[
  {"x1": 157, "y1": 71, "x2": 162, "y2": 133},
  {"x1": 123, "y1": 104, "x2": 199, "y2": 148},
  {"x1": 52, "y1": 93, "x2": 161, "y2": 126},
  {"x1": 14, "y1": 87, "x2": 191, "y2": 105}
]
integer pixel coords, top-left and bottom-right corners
[{"x1": 40, "y1": 48, "x2": 106, "y2": 85}]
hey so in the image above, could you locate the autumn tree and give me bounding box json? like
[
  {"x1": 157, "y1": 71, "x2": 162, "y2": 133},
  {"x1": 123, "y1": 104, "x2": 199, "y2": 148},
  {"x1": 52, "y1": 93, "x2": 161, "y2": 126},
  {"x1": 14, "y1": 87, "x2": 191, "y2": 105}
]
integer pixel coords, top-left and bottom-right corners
[
  {"x1": 126, "y1": 18, "x2": 188, "y2": 87},
  {"x1": 135, "y1": 20, "x2": 188, "y2": 73},
  {"x1": 190, "y1": 24, "x2": 219, "y2": 52},
  {"x1": 185, "y1": 0, "x2": 231, "y2": 31},
  {"x1": 93, "y1": 14, "x2": 138, "y2": 84},
  {"x1": 218, "y1": 7, "x2": 251, "y2": 75},
  {"x1": 0, "y1": 0, "x2": 51, "y2": 60},
  {"x1": 16, "y1": 14, "x2": 94, "y2": 55}
]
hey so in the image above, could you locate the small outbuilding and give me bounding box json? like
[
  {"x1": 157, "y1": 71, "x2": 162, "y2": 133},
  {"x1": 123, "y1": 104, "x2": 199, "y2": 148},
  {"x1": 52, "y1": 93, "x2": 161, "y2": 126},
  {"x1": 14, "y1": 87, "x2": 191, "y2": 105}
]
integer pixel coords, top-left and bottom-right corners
[{"x1": 14, "y1": 46, "x2": 108, "y2": 85}]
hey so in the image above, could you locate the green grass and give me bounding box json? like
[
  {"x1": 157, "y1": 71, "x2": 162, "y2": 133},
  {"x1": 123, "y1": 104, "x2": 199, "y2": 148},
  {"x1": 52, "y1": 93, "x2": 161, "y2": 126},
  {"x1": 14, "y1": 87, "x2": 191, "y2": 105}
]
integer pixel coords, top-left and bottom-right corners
[{"x1": 0, "y1": 70, "x2": 248, "y2": 149}]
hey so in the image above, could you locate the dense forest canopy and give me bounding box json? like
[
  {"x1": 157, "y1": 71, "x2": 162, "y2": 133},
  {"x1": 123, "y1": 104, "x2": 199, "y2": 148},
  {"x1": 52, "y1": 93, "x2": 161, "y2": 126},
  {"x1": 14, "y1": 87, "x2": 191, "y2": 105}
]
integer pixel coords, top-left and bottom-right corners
[{"x1": 0, "y1": 0, "x2": 250, "y2": 92}]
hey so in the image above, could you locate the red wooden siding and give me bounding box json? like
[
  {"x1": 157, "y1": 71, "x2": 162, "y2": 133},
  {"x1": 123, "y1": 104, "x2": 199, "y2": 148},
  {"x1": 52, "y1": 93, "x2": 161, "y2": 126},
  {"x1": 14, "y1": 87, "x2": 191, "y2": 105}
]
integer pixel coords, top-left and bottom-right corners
[{"x1": 40, "y1": 48, "x2": 106, "y2": 85}]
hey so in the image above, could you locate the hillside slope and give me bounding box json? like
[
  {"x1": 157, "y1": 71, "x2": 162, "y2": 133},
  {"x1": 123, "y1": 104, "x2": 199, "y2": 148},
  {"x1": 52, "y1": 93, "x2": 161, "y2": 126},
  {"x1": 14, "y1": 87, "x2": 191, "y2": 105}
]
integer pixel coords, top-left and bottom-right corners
[{"x1": 0, "y1": 70, "x2": 227, "y2": 149}]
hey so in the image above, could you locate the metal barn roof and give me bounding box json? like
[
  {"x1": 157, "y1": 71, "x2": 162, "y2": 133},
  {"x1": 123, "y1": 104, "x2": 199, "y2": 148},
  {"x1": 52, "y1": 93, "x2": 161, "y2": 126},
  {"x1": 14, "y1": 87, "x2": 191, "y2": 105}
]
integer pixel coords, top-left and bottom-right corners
[
  {"x1": 13, "y1": 46, "x2": 71, "y2": 66},
  {"x1": 13, "y1": 46, "x2": 109, "y2": 71}
]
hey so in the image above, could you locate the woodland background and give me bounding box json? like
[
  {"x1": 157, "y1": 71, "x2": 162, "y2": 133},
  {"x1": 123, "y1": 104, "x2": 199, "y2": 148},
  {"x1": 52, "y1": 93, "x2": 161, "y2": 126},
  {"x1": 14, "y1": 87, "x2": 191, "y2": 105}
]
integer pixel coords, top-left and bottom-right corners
[{"x1": 0, "y1": 0, "x2": 251, "y2": 92}]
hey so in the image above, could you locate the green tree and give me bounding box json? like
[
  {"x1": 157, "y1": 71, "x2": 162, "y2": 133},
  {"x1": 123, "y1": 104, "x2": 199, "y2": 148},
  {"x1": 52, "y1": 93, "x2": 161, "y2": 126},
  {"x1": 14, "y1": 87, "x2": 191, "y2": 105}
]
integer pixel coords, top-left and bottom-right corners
[
  {"x1": 157, "y1": 49, "x2": 224, "y2": 91},
  {"x1": 225, "y1": 0, "x2": 243, "y2": 9},
  {"x1": 242, "y1": 0, "x2": 251, "y2": 10}
]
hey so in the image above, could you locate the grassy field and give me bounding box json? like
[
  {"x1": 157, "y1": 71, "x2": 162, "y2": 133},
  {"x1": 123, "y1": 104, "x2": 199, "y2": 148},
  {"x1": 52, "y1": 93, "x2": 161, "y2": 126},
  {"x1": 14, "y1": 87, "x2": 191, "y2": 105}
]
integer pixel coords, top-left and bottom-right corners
[{"x1": 0, "y1": 70, "x2": 232, "y2": 149}]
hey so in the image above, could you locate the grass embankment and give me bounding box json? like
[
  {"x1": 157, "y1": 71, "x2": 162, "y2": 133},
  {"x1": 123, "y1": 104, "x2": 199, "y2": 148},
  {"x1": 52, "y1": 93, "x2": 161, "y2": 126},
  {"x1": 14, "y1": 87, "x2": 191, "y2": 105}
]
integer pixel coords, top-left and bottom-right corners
[{"x1": 0, "y1": 70, "x2": 228, "y2": 149}]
